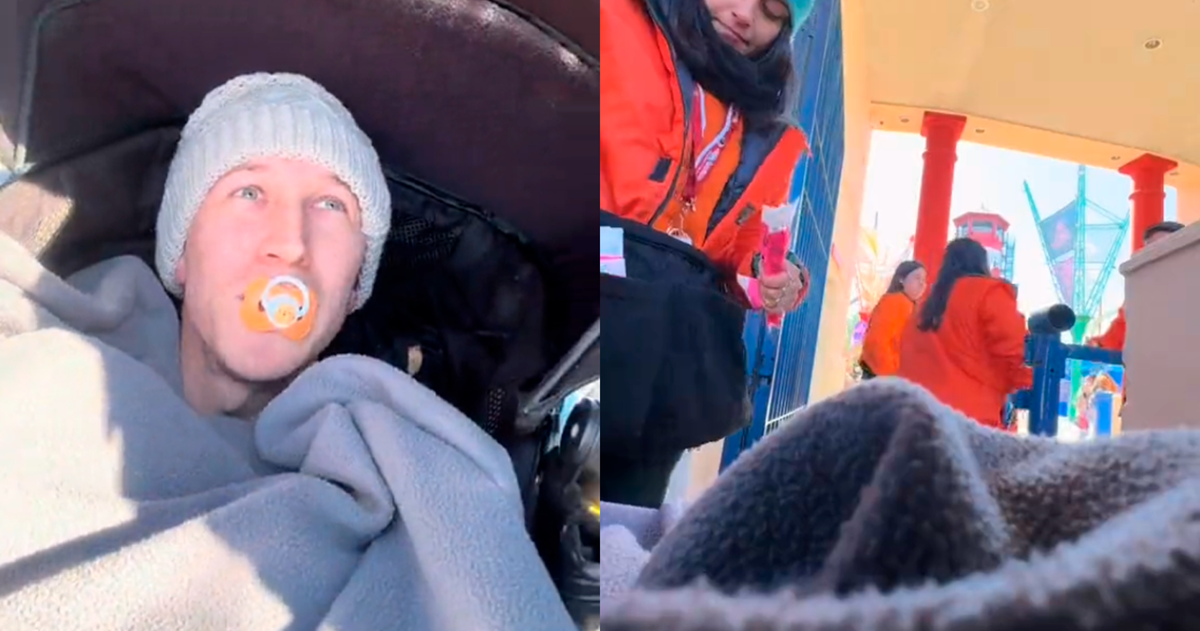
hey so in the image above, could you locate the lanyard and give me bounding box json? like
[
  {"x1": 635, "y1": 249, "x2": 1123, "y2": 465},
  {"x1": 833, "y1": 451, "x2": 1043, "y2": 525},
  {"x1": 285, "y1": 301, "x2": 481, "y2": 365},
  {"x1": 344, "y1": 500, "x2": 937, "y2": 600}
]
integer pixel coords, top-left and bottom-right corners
[{"x1": 682, "y1": 86, "x2": 738, "y2": 211}]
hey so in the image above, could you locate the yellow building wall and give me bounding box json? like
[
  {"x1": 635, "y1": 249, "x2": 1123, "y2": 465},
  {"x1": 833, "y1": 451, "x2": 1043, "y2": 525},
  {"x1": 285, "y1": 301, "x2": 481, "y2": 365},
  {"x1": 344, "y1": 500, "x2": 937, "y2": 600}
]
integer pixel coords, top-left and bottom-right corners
[
  {"x1": 1177, "y1": 183, "x2": 1200, "y2": 225},
  {"x1": 806, "y1": 0, "x2": 871, "y2": 404}
]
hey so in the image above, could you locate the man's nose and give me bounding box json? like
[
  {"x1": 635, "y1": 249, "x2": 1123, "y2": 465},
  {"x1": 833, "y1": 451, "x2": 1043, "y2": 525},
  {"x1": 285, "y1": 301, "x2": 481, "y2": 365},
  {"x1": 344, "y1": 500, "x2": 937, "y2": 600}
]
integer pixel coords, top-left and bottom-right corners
[{"x1": 260, "y1": 202, "x2": 309, "y2": 266}]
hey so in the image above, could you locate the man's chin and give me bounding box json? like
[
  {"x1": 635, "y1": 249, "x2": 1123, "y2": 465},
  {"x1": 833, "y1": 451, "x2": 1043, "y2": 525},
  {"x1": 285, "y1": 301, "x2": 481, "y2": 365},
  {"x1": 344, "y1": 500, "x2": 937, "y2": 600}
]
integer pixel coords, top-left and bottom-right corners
[{"x1": 220, "y1": 336, "x2": 313, "y2": 383}]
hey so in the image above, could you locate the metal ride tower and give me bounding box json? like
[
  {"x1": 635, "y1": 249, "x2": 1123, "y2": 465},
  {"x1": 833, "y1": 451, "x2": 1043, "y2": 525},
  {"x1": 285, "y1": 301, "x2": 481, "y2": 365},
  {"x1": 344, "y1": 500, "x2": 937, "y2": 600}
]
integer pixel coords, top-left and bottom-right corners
[
  {"x1": 1023, "y1": 165, "x2": 1129, "y2": 421},
  {"x1": 952, "y1": 208, "x2": 1016, "y2": 281}
]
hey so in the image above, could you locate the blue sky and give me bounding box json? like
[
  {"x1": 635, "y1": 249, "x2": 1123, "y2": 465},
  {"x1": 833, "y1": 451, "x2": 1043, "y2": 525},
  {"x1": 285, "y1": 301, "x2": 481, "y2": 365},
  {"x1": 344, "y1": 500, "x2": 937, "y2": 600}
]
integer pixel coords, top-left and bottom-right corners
[{"x1": 861, "y1": 131, "x2": 1178, "y2": 334}]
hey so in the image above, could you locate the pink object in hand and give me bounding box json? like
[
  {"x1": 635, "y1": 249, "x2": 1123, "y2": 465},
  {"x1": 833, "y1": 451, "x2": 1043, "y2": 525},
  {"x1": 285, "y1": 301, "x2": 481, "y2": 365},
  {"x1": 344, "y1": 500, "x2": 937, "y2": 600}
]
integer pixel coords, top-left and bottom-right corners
[
  {"x1": 758, "y1": 202, "x2": 798, "y2": 328},
  {"x1": 746, "y1": 278, "x2": 765, "y2": 310}
]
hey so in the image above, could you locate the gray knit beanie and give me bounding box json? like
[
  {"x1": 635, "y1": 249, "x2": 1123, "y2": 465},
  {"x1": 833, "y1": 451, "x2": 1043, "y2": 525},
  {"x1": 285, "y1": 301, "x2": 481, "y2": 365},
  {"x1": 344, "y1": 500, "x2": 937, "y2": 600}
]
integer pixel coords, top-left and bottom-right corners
[{"x1": 155, "y1": 72, "x2": 392, "y2": 311}]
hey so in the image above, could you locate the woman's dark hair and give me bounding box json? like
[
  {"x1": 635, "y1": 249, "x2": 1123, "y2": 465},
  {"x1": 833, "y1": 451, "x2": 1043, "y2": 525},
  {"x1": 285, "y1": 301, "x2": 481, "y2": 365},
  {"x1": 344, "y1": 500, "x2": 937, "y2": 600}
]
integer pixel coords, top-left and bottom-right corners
[
  {"x1": 885, "y1": 260, "x2": 924, "y2": 296},
  {"x1": 916, "y1": 238, "x2": 991, "y2": 332},
  {"x1": 663, "y1": 0, "x2": 799, "y2": 131}
]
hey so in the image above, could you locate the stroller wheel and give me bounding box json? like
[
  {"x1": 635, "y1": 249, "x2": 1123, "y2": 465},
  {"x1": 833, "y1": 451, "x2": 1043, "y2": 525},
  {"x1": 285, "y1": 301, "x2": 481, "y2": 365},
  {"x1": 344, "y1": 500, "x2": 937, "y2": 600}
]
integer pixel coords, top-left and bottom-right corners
[
  {"x1": 554, "y1": 486, "x2": 599, "y2": 630},
  {"x1": 534, "y1": 399, "x2": 600, "y2": 630}
]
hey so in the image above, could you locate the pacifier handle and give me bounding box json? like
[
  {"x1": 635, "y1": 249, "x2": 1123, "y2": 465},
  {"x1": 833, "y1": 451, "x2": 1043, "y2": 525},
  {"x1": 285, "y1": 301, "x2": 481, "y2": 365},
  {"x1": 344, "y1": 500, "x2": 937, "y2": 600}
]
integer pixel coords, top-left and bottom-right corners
[
  {"x1": 260, "y1": 275, "x2": 310, "y2": 329},
  {"x1": 240, "y1": 274, "x2": 319, "y2": 342}
]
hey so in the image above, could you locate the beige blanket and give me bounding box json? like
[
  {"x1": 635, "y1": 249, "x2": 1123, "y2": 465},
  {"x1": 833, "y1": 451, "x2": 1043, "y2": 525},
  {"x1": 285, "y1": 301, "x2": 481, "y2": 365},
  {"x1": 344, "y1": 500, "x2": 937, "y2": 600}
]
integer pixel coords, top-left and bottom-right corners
[{"x1": 0, "y1": 232, "x2": 574, "y2": 631}]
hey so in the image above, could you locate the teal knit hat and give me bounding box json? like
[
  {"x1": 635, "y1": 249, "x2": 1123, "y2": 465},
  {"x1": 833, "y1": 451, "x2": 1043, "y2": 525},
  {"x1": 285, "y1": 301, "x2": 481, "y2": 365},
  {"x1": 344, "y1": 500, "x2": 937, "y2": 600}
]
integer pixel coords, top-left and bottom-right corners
[{"x1": 786, "y1": 0, "x2": 815, "y2": 41}]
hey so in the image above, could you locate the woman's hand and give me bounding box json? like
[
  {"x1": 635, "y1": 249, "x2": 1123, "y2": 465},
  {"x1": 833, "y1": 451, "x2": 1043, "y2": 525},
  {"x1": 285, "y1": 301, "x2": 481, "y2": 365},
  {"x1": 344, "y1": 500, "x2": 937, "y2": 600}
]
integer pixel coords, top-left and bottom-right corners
[{"x1": 759, "y1": 260, "x2": 808, "y2": 315}]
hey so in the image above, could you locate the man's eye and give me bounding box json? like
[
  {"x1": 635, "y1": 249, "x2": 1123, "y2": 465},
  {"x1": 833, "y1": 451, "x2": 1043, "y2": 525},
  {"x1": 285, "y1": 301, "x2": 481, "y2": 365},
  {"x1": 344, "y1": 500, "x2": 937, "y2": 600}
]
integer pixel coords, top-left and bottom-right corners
[
  {"x1": 316, "y1": 198, "x2": 347, "y2": 212},
  {"x1": 235, "y1": 186, "x2": 263, "y2": 201}
]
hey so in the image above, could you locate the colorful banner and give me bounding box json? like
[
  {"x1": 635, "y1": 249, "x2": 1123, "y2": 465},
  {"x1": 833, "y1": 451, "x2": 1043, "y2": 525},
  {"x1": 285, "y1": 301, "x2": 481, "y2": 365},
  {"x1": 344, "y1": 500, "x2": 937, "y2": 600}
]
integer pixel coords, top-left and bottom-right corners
[
  {"x1": 1038, "y1": 201, "x2": 1078, "y2": 261},
  {"x1": 1038, "y1": 201, "x2": 1081, "y2": 304}
]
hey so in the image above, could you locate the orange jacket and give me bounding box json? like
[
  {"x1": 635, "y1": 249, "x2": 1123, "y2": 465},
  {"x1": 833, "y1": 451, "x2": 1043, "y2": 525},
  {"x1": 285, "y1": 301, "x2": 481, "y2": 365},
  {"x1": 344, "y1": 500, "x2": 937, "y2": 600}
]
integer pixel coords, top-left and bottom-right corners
[
  {"x1": 896, "y1": 277, "x2": 1033, "y2": 429},
  {"x1": 1091, "y1": 307, "x2": 1127, "y2": 403},
  {"x1": 1093, "y1": 307, "x2": 1126, "y2": 351},
  {"x1": 599, "y1": 0, "x2": 807, "y2": 280},
  {"x1": 860, "y1": 292, "x2": 914, "y2": 376}
]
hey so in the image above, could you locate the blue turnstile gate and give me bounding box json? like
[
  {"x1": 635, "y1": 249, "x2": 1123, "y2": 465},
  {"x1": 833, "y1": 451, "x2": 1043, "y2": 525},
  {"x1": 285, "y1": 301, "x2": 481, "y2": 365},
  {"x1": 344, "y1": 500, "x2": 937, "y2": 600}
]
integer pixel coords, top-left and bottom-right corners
[{"x1": 1013, "y1": 332, "x2": 1123, "y2": 437}]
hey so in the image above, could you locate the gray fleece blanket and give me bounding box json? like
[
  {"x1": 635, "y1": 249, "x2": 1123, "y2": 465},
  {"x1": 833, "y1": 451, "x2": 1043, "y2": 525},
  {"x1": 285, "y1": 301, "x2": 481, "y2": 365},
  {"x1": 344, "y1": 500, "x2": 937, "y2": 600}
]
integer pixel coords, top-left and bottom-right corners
[
  {"x1": 600, "y1": 378, "x2": 1200, "y2": 631},
  {"x1": 0, "y1": 232, "x2": 574, "y2": 631}
]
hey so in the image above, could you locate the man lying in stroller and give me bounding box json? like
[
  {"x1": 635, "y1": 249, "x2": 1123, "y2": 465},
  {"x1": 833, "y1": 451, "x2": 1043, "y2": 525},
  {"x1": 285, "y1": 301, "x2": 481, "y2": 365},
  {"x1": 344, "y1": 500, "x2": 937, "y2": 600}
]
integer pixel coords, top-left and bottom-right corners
[
  {"x1": 0, "y1": 72, "x2": 590, "y2": 631},
  {"x1": 165, "y1": 74, "x2": 392, "y2": 419}
]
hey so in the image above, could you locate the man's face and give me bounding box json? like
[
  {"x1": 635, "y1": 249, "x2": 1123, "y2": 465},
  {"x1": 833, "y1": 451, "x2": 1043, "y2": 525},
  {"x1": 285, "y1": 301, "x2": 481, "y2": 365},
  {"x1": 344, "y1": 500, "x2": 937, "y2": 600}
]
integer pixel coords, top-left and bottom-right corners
[{"x1": 177, "y1": 157, "x2": 366, "y2": 382}]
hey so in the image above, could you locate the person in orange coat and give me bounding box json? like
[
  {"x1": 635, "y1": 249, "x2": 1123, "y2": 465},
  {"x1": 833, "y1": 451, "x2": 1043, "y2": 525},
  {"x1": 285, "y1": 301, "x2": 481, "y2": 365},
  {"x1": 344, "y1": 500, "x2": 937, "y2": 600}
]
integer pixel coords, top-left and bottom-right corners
[
  {"x1": 601, "y1": 0, "x2": 815, "y2": 508},
  {"x1": 1088, "y1": 221, "x2": 1184, "y2": 351},
  {"x1": 600, "y1": 0, "x2": 812, "y2": 298},
  {"x1": 896, "y1": 238, "x2": 1033, "y2": 430},
  {"x1": 860, "y1": 260, "x2": 926, "y2": 379}
]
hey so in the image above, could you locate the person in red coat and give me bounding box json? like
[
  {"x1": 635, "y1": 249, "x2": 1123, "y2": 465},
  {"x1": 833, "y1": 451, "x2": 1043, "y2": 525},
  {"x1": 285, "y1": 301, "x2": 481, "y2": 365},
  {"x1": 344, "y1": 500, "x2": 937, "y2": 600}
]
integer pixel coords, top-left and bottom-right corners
[{"x1": 897, "y1": 238, "x2": 1032, "y2": 430}]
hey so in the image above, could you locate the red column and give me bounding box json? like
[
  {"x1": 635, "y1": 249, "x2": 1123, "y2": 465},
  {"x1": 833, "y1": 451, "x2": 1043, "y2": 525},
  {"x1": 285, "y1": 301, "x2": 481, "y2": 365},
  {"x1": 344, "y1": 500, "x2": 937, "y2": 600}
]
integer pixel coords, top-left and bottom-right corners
[
  {"x1": 1119, "y1": 153, "x2": 1177, "y2": 251},
  {"x1": 911, "y1": 112, "x2": 967, "y2": 279}
]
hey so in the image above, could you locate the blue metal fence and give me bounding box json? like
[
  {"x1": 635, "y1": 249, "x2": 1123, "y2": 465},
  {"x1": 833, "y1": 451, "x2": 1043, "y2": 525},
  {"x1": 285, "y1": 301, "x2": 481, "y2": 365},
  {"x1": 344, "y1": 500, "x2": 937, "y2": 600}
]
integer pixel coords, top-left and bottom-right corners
[{"x1": 722, "y1": 0, "x2": 845, "y2": 468}]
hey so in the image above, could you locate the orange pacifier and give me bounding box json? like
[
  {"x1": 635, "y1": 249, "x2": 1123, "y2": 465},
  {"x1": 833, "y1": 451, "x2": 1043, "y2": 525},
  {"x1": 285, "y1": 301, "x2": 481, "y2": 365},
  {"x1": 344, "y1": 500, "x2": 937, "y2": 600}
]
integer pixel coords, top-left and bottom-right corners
[{"x1": 239, "y1": 275, "x2": 318, "y2": 342}]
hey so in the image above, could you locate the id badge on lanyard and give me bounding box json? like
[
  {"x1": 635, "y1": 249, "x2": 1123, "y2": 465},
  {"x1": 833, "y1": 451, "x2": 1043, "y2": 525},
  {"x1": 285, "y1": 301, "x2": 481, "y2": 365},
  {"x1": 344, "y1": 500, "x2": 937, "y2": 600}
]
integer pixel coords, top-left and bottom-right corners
[{"x1": 666, "y1": 87, "x2": 738, "y2": 247}]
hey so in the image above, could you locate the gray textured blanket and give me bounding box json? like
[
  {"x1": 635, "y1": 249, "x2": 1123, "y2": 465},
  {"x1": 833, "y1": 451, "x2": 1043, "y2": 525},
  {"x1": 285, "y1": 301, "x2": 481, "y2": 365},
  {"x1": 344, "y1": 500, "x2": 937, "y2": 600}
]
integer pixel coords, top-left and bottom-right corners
[
  {"x1": 601, "y1": 378, "x2": 1200, "y2": 631},
  {"x1": 0, "y1": 232, "x2": 574, "y2": 630}
]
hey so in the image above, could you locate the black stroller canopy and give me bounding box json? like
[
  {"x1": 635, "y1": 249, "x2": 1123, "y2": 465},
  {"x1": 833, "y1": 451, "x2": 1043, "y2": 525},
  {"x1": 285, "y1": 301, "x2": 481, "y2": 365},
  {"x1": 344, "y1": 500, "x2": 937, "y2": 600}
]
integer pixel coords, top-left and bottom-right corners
[{"x1": 1, "y1": 0, "x2": 599, "y2": 420}]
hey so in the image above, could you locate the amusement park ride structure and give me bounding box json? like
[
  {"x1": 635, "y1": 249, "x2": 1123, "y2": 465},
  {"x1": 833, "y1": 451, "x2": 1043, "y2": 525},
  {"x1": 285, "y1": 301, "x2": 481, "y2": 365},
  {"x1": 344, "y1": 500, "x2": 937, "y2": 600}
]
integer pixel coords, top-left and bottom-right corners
[
  {"x1": 952, "y1": 210, "x2": 1016, "y2": 281},
  {"x1": 1024, "y1": 165, "x2": 1129, "y2": 344},
  {"x1": 1024, "y1": 164, "x2": 1130, "y2": 422}
]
